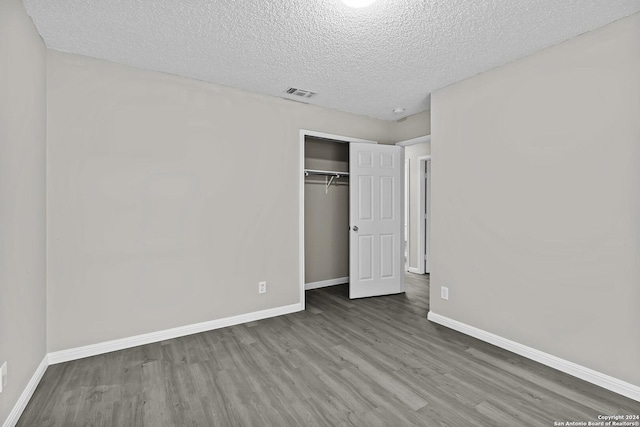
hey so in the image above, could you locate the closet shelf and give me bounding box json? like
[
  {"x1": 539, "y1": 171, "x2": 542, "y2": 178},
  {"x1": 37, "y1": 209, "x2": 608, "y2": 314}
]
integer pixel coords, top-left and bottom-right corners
[{"x1": 304, "y1": 169, "x2": 349, "y2": 193}]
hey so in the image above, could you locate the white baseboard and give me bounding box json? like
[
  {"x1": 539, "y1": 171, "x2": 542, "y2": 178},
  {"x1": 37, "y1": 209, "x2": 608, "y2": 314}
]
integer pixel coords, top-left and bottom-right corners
[
  {"x1": 427, "y1": 311, "x2": 640, "y2": 402},
  {"x1": 408, "y1": 267, "x2": 423, "y2": 274},
  {"x1": 3, "y1": 355, "x2": 48, "y2": 427},
  {"x1": 305, "y1": 277, "x2": 349, "y2": 290},
  {"x1": 48, "y1": 302, "x2": 303, "y2": 365}
]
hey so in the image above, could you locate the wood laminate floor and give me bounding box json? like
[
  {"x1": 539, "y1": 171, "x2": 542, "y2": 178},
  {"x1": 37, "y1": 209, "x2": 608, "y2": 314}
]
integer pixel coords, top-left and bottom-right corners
[{"x1": 19, "y1": 273, "x2": 639, "y2": 426}]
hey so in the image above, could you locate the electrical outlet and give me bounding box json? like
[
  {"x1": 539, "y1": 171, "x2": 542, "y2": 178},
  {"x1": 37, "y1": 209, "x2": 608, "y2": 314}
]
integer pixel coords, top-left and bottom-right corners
[
  {"x1": 258, "y1": 281, "x2": 267, "y2": 294},
  {"x1": 0, "y1": 361, "x2": 7, "y2": 393},
  {"x1": 440, "y1": 286, "x2": 449, "y2": 300}
]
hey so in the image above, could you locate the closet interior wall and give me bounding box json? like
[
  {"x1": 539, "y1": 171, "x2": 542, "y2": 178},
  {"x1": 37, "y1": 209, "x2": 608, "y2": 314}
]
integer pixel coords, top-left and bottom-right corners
[{"x1": 304, "y1": 137, "x2": 349, "y2": 286}]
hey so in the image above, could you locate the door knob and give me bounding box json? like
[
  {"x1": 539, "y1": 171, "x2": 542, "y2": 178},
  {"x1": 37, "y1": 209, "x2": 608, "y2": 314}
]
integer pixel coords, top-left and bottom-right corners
[{"x1": 353, "y1": 226, "x2": 358, "y2": 232}]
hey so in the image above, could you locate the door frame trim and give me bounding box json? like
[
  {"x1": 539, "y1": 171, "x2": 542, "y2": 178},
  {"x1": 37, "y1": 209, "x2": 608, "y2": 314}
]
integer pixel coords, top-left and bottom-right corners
[
  {"x1": 417, "y1": 155, "x2": 431, "y2": 274},
  {"x1": 404, "y1": 158, "x2": 410, "y2": 271},
  {"x1": 299, "y1": 130, "x2": 377, "y2": 309}
]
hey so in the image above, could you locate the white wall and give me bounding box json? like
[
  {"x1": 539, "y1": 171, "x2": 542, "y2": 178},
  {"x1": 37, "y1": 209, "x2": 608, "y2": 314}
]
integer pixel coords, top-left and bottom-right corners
[
  {"x1": 430, "y1": 13, "x2": 640, "y2": 385},
  {"x1": 46, "y1": 50, "x2": 398, "y2": 352},
  {"x1": 0, "y1": 0, "x2": 47, "y2": 422}
]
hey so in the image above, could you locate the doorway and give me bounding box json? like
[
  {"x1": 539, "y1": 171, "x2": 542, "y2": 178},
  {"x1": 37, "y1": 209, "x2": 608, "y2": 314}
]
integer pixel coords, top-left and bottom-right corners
[{"x1": 395, "y1": 136, "x2": 431, "y2": 275}]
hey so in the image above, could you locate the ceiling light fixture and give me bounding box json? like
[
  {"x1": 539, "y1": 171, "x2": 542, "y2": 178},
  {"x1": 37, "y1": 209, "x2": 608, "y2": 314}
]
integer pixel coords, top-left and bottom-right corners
[
  {"x1": 393, "y1": 108, "x2": 405, "y2": 115},
  {"x1": 341, "y1": 0, "x2": 377, "y2": 8}
]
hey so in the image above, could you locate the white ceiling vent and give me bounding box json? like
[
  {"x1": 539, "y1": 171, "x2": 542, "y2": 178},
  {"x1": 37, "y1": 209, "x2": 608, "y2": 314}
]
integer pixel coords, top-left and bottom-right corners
[{"x1": 285, "y1": 87, "x2": 316, "y2": 98}]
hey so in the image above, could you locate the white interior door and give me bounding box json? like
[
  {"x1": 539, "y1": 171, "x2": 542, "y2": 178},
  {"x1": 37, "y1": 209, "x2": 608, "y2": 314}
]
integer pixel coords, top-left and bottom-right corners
[{"x1": 349, "y1": 143, "x2": 404, "y2": 299}]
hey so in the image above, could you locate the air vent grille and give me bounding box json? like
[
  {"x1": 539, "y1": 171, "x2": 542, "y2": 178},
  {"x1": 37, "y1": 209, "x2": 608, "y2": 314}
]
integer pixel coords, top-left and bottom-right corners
[{"x1": 285, "y1": 87, "x2": 316, "y2": 98}]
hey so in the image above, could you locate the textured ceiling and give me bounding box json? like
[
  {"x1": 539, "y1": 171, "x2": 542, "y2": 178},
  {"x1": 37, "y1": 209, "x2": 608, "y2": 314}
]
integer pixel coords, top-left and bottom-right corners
[{"x1": 24, "y1": 0, "x2": 640, "y2": 121}]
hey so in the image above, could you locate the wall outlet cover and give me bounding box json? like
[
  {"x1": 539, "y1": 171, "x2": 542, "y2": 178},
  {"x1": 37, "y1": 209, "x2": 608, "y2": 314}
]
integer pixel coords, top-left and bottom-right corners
[
  {"x1": 441, "y1": 286, "x2": 449, "y2": 300},
  {"x1": 259, "y1": 281, "x2": 267, "y2": 294}
]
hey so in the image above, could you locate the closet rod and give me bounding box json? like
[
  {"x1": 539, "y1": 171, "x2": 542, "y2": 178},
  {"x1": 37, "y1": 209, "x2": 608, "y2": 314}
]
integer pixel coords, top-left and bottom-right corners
[
  {"x1": 304, "y1": 169, "x2": 349, "y2": 177},
  {"x1": 304, "y1": 169, "x2": 348, "y2": 194}
]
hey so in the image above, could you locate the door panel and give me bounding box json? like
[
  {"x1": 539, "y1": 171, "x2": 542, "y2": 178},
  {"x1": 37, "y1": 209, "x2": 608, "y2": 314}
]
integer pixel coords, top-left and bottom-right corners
[
  {"x1": 358, "y1": 151, "x2": 373, "y2": 167},
  {"x1": 349, "y1": 143, "x2": 404, "y2": 299},
  {"x1": 358, "y1": 235, "x2": 373, "y2": 280},
  {"x1": 358, "y1": 176, "x2": 373, "y2": 220},
  {"x1": 380, "y1": 176, "x2": 394, "y2": 219},
  {"x1": 380, "y1": 234, "x2": 394, "y2": 278}
]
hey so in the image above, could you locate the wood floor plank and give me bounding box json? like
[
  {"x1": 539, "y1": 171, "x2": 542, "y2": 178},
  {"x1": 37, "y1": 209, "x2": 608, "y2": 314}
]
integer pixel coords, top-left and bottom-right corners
[{"x1": 17, "y1": 273, "x2": 640, "y2": 426}]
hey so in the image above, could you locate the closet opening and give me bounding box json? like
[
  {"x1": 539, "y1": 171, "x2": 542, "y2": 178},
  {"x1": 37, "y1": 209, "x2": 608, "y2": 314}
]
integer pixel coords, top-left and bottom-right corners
[
  {"x1": 303, "y1": 135, "x2": 350, "y2": 292},
  {"x1": 298, "y1": 130, "x2": 377, "y2": 309}
]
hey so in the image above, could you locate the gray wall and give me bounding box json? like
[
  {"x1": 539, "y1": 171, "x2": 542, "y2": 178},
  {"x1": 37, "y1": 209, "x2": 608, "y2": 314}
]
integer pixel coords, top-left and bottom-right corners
[
  {"x1": 46, "y1": 50, "x2": 398, "y2": 352},
  {"x1": 393, "y1": 111, "x2": 430, "y2": 143},
  {"x1": 0, "y1": 0, "x2": 47, "y2": 422},
  {"x1": 304, "y1": 138, "x2": 349, "y2": 284},
  {"x1": 430, "y1": 13, "x2": 640, "y2": 385},
  {"x1": 404, "y1": 142, "x2": 431, "y2": 271}
]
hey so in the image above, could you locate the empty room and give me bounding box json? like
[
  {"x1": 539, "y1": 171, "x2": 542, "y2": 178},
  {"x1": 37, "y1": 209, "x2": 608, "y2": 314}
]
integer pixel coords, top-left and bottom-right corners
[{"x1": 2, "y1": 0, "x2": 639, "y2": 425}]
